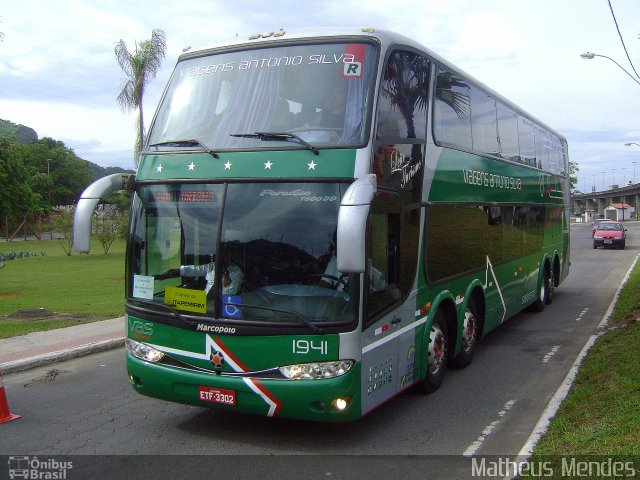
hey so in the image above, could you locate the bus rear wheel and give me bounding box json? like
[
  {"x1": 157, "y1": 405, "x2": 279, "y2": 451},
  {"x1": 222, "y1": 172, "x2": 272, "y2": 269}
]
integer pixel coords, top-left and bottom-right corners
[
  {"x1": 417, "y1": 312, "x2": 448, "y2": 393},
  {"x1": 529, "y1": 267, "x2": 550, "y2": 312},
  {"x1": 453, "y1": 300, "x2": 479, "y2": 369}
]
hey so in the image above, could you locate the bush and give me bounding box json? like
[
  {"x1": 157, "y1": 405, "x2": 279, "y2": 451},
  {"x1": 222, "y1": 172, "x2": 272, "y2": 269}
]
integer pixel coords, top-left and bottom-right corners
[
  {"x1": 49, "y1": 209, "x2": 74, "y2": 256},
  {"x1": 92, "y1": 208, "x2": 128, "y2": 254},
  {"x1": 0, "y1": 251, "x2": 46, "y2": 261}
]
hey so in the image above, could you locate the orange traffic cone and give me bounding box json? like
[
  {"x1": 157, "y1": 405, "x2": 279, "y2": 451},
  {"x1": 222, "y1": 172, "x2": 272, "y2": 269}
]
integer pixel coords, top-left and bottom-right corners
[{"x1": 0, "y1": 368, "x2": 20, "y2": 423}]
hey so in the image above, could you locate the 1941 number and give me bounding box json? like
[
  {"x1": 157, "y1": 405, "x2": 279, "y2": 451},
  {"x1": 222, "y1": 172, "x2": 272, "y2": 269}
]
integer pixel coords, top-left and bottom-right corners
[{"x1": 293, "y1": 339, "x2": 328, "y2": 355}]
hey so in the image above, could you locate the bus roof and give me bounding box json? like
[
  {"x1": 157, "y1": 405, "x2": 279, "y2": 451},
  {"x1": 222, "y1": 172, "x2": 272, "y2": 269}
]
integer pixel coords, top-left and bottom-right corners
[{"x1": 179, "y1": 27, "x2": 566, "y2": 145}]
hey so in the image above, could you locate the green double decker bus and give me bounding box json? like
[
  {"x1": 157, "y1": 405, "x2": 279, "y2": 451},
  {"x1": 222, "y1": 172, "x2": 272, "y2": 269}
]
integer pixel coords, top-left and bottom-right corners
[{"x1": 74, "y1": 28, "x2": 569, "y2": 422}]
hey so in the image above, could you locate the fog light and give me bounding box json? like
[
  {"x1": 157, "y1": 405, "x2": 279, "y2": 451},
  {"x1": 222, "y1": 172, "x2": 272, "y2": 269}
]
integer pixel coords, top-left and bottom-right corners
[{"x1": 332, "y1": 397, "x2": 352, "y2": 411}]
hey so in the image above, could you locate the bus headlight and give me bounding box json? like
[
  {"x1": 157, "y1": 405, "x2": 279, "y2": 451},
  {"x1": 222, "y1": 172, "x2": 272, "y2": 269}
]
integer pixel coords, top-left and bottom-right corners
[
  {"x1": 126, "y1": 338, "x2": 165, "y2": 363},
  {"x1": 280, "y1": 360, "x2": 354, "y2": 380}
]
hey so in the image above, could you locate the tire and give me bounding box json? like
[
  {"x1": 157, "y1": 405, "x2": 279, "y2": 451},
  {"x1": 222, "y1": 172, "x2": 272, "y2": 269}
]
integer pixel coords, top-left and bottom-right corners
[
  {"x1": 417, "y1": 311, "x2": 448, "y2": 393},
  {"x1": 453, "y1": 299, "x2": 479, "y2": 369},
  {"x1": 545, "y1": 267, "x2": 555, "y2": 305},
  {"x1": 593, "y1": 243, "x2": 597, "y2": 249},
  {"x1": 529, "y1": 267, "x2": 550, "y2": 312}
]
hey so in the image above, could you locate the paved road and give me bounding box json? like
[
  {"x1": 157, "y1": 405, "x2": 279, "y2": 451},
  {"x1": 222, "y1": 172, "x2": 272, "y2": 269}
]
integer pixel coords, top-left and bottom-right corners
[{"x1": 1, "y1": 222, "x2": 637, "y2": 478}]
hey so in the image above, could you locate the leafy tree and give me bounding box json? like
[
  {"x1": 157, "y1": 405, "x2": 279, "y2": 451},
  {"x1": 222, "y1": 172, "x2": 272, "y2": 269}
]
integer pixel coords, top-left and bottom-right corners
[
  {"x1": 0, "y1": 138, "x2": 40, "y2": 226},
  {"x1": 115, "y1": 29, "x2": 167, "y2": 168},
  {"x1": 569, "y1": 160, "x2": 579, "y2": 192},
  {"x1": 23, "y1": 137, "x2": 93, "y2": 207}
]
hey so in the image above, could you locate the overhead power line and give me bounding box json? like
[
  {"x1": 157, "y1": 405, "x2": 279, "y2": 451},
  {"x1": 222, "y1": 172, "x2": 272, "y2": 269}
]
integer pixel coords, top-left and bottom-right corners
[{"x1": 607, "y1": 0, "x2": 640, "y2": 79}]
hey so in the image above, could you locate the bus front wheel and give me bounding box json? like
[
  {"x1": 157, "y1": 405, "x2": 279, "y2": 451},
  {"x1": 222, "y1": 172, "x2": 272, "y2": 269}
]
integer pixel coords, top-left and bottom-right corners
[{"x1": 417, "y1": 312, "x2": 448, "y2": 393}]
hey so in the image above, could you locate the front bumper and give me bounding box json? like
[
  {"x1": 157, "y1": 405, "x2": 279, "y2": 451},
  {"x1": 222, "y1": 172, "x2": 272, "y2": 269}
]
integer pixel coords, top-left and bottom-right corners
[
  {"x1": 127, "y1": 353, "x2": 362, "y2": 422},
  {"x1": 593, "y1": 236, "x2": 624, "y2": 248}
]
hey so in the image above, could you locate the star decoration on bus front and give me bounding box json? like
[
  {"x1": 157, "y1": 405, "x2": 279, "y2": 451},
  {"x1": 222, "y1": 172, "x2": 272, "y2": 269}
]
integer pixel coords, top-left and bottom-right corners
[
  {"x1": 156, "y1": 164, "x2": 163, "y2": 173},
  {"x1": 264, "y1": 161, "x2": 273, "y2": 169},
  {"x1": 188, "y1": 162, "x2": 196, "y2": 171},
  {"x1": 308, "y1": 160, "x2": 317, "y2": 170},
  {"x1": 210, "y1": 350, "x2": 225, "y2": 368},
  {"x1": 224, "y1": 161, "x2": 232, "y2": 170}
]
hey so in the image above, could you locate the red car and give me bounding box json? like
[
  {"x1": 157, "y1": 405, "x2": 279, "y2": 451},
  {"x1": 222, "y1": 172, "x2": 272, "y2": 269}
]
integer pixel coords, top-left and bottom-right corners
[
  {"x1": 592, "y1": 218, "x2": 615, "y2": 236},
  {"x1": 593, "y1": 222, "x2": 626, "y2": 249}
]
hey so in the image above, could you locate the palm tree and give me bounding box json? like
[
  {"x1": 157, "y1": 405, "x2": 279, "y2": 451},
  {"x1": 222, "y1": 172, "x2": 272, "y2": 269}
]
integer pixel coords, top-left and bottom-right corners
[{"x1": 115, "y1": 29, "x2": 166, "y2": 168}]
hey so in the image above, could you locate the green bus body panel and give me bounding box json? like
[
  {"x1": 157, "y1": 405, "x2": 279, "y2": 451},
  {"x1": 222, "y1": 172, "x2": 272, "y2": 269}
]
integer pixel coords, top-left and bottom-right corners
[
  {"x1": 127, "y1": 318, "x2": 362, "y2": 422},
  {"x1": 428, "y1": 149, "x2": 565, "y2": 205},
  {"x1": 137, "y1": 149, "x2": 358, "y2": 181}
]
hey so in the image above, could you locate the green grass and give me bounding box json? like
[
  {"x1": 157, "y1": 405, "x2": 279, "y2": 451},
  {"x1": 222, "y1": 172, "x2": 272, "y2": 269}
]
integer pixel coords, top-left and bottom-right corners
[
  {"x1": 0, "y1": 238, "x2": 126, "y2": 338},
  {"x1": 531, "y1": 257, "x2": 640, "y2": 457}
]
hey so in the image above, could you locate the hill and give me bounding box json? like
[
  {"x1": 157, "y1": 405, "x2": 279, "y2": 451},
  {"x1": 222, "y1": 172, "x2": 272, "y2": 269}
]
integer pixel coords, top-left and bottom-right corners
[
  {"x1": 0, "y1": 118, "x2": 38, "y2": 144},
  {"x1": 0, "y1": 119, "x2": 134, "y2": 180}
]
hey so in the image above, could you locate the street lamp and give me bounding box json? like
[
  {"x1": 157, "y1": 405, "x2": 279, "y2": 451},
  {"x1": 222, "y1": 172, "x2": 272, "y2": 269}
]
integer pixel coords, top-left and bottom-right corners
[{"x1": 580, "y1": 52, "x2": 640, "y2": 86}]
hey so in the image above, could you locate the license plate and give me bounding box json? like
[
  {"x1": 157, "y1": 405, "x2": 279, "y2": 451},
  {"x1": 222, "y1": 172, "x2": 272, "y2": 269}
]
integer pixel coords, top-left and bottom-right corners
[
  {"x1": 604, "y1": 239, "x2": 613, "y2": 244},
  {"x1": 198, "y1": 386, "x2": 236, "y2": 405}
]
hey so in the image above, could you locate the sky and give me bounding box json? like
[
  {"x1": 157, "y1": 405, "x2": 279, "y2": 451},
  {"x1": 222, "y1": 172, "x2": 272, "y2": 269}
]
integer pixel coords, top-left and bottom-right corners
[{"x1": 1, "y1": 0, "x2": 639, "y2": 193}]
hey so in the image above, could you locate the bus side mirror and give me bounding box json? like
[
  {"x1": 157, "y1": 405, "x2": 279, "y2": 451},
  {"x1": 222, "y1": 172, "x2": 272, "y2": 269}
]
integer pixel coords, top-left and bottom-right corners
[
  {"x1": 73, "y1": 173, "x2": 134, "y2": 253},
  {"x1": 337, "y1": 174, "x2": 376, "y2": 273}
]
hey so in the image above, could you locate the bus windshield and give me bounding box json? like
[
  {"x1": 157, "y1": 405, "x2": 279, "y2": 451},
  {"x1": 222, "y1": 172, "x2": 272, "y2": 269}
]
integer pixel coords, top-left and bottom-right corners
[
  {"x1": 127, "y1": 183, "x2": 358, "y2": 330},
  {"x1": 147, "y1": 42, "x2": 377, "y2": 151}
]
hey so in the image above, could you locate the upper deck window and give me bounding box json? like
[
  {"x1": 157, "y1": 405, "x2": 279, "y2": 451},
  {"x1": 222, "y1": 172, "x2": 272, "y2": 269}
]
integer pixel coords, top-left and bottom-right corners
[{"x1": 148, "y1": 42, "x2": 377, "y2": 152}]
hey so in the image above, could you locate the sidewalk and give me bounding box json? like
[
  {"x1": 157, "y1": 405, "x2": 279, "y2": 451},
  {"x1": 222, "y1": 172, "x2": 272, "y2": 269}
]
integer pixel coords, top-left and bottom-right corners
[{"x1": 0, "y1": 317, "x2": 126, "y2": 374}]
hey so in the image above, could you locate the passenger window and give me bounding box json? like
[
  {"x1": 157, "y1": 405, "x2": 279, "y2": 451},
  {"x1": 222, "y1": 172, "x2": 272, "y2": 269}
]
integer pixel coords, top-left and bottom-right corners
[
  {"x1": 470, "y1": 86, "x2": 499, "y2": 155},
  {"x1": 434, "y1": 66, "x2": 472, "y2": 150},
  {"x1": 376, "y1": 50, "x2": 429, "y2": 141}
]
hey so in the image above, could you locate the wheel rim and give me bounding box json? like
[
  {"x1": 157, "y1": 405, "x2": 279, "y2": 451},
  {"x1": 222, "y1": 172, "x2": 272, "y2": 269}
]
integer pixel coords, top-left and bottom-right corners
[
  {"x1": 428, "y1": 324, "x2": 446, "y2": 375},
  {"x1": 540, "y1": 276, "x2": 547, "y2": 302},
  {"x1": 461, "y1": 308, "x2": 476, "y2": 352}
]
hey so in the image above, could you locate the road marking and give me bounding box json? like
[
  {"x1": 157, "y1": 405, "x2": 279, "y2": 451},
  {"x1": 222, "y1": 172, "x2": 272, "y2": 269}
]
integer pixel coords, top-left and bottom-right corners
[
  {"x1": 463, "y1": 399, "x2": 516, "y2": 457},
  {"x1": 542, "y1": 345, "x2": 561, "y2": 363},
  {"x1": 517, "y1": 253, "x2": 640, "y2": 460},
  {"x1": 575, "y1": 308, "x2": 589, "y2": 322}
]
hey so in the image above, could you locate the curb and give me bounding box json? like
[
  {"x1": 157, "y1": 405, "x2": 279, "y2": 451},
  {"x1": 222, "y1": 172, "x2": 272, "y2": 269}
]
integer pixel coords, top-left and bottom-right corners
[
  {"x1": 514, "y1": 252, "x2": 640, "y2": 465},
  {"x1": 1, "y1": 337, "x2": 125, "y2": 375}
]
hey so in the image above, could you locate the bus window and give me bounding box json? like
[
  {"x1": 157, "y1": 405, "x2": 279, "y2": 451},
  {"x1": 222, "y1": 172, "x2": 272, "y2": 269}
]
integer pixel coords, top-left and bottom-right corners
[
  {"x1": 535, "y1": 126, "x2": 551, "y2": 173},
  {"x1": 496, "y1": 101, "x2": 519, "y2": 162},
  {"x1": 433, "y1": 66, "x2": 472, "y2": 151},
  {"x1": 148, "y1": 42, "x2": 377, "y2": 151},
  {"x1": 518, "y1": 115, "x2": 537, "y2": 167},
  {"x1": 470, "y1": 86, "x2": 499, "y2": 156},
  {"x1": 374, "y1": 51, "x2": 428, "y2": 199},
  {"x1": 376, "y1": 51, "x2": 429, "y2": 141}
]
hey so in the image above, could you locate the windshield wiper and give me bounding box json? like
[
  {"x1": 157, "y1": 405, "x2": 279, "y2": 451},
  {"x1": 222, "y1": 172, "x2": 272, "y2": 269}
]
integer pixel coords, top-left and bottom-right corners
[
  {"x1": 147, "y1": 139, "x2": 219, "y2": 158},
  {"x1": 227, "y1": 301, "x2": 322, "y2": 333},
  {"x1": 230, "y1": 131, "x2": 319, "y2": 155},
  {"x1": 129, "y1": 298, "x2": 189, "y2": 323}
]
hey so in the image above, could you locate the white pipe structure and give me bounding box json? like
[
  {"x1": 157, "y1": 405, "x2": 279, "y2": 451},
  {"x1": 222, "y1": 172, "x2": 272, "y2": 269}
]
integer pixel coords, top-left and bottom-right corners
[{"x1": 73, "y1": 173, "x2": 133, "y2": 253}]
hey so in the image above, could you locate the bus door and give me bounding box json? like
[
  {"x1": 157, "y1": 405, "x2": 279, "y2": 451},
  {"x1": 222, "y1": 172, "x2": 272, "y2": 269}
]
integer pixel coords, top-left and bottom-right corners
[
  {"x1": 360, "y1": 192, "x2": 420, "y2": 414},
  {"x1": 359, "y1": 48, "x2": 429, "y2": 413}
]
